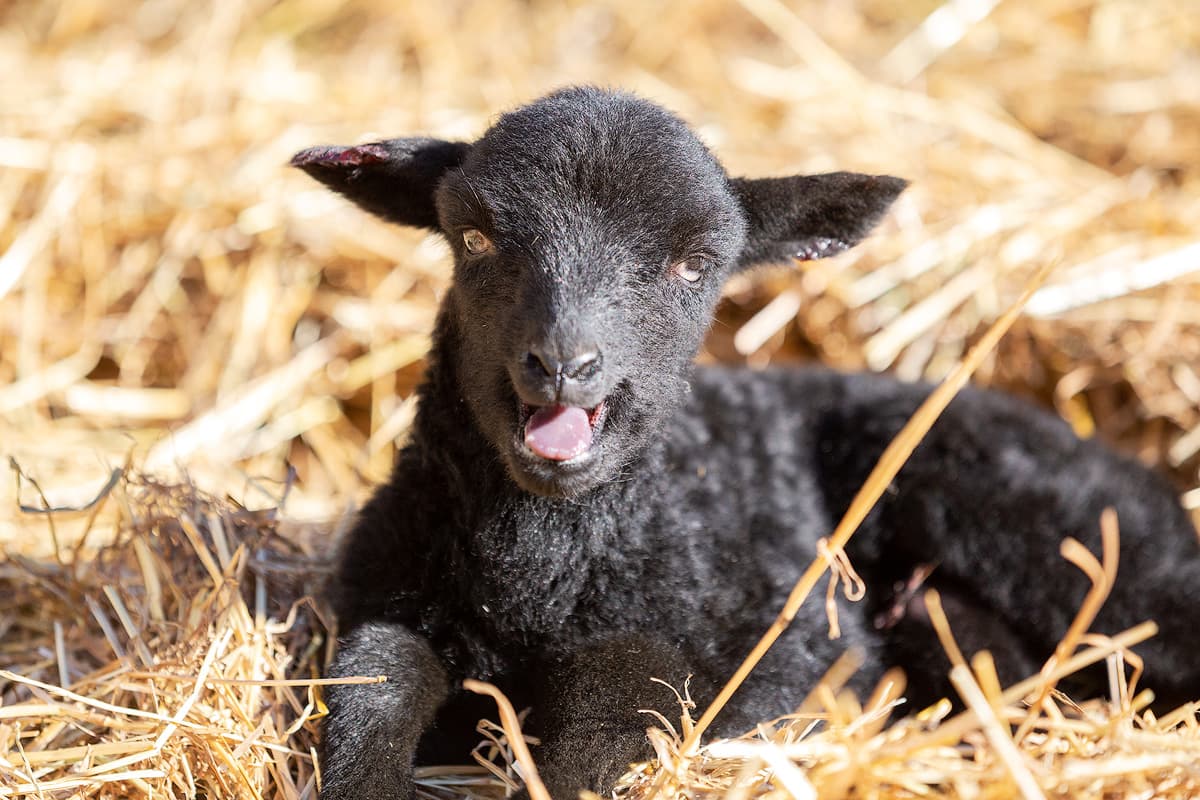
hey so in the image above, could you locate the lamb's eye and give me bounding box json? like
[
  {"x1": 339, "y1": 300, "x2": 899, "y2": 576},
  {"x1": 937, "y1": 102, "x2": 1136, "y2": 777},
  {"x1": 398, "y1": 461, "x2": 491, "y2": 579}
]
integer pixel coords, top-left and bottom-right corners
[
  {"x1": 671, "y1": 259, "x2": 704, "y2": 283},
  {"x1": 463, "y1": 229, "x2": 493, "y2": 255}
]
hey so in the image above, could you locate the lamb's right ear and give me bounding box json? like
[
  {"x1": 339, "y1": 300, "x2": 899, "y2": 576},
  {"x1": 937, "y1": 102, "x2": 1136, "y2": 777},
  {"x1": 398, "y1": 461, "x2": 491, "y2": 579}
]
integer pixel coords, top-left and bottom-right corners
[
  {"x1": 290, "y1": 138, "x2": 471, "y2": 229},
  {"x1": 730, "y1": 172, "x2": 907, "y2": 269}
]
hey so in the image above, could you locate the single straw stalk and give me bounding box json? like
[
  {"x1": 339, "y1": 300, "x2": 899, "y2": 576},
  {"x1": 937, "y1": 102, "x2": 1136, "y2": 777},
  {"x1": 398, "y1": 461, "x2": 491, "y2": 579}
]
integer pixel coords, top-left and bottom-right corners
[
  {"x1": 948, "y1": 664, "x2": 1046, "y2": 800},
  {"x1": 464, "y1": 680, "x2": 552, "y2": 800}
]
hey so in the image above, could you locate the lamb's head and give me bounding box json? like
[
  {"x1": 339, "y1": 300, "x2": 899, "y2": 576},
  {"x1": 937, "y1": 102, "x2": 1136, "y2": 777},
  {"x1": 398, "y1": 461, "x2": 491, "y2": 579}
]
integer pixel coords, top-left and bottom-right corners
[{"x1": 292, "y1": 87, "x2": 905, "y2": 498}]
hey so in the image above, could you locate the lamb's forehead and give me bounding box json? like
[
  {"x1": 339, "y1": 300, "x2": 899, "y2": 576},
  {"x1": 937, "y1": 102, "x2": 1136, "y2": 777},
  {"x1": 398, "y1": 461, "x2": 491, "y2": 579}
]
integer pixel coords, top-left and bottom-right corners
[{"x1": 459, "y1": 89, "x2": 733, "y2": 225}]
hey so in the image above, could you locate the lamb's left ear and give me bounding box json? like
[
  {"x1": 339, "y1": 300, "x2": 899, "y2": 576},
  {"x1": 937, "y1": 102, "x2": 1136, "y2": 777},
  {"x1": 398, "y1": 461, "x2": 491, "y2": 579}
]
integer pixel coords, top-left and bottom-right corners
[
  {"x1": 290, "y1": 137, "x2": 471, "y2": 230},
  {"x1": 731, "y1": 172, "x2": 907, "y2": 269}
]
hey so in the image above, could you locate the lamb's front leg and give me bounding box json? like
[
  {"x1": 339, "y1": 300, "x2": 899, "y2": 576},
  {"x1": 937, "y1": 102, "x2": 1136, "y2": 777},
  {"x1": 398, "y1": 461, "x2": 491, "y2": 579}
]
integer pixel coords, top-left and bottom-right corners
[
  {"x1": 527, "y1": 637, "x2": 693, "y2": 799},
  {"x1": 321, "y1": 621, "x2": 449, "y2": 800}
]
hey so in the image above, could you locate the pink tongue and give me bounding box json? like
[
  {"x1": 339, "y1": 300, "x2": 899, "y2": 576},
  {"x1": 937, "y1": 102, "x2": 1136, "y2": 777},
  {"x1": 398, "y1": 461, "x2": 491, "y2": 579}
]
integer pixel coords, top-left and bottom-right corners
[{"x1": 524, "y1": 405, "x2": 593, "y2": 461}]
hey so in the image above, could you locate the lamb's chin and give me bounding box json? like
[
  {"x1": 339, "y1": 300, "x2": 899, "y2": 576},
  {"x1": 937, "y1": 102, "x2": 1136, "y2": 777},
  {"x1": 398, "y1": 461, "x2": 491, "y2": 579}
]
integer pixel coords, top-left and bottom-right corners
[{"x1": 503, "y1": 443, "x2": 612, "y2": 498}]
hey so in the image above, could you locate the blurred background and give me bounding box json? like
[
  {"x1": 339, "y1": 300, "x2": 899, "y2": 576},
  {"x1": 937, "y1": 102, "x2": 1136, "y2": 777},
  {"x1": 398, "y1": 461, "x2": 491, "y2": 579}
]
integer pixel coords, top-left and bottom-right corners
[{"x1": 2, "y1": 0, "x2": 1199, "y2": 556}]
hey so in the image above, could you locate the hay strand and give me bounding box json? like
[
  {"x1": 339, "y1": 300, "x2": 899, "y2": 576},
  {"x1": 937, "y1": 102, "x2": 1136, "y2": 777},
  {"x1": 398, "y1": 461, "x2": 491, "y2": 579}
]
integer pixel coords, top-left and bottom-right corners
[{"x1": 463, "y1": 680, "x2": 552, "y2": 800}]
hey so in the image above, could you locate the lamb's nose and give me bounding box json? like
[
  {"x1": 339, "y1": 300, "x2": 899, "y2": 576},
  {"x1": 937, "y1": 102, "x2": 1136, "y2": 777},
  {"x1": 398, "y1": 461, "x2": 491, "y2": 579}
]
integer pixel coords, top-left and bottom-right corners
[
  {"x1": 561, "y1": 351, "x2": 602, "y2": 383},
  {"x1": 523, "y1": 349, "x2": 603, "y2": 386}
]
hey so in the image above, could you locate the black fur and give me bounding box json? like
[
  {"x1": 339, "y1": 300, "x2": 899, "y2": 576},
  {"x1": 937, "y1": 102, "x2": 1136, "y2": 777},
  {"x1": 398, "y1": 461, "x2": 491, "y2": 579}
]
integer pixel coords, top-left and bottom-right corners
[{"x1": 293, "y1": 87, "x2": 1199, "y2": 800}]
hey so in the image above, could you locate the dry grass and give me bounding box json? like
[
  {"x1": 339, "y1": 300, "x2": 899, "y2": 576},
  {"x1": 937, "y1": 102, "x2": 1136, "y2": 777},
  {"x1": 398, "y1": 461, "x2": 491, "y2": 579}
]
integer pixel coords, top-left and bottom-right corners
[
  {"x1": 618, "y1": 625, "x2": 1200, "y2": 800},
  {"x1": 2, "y1": 0, "x2": 1200, "y2": 798},
  {"x1": 1, "y1": 477, "x2": 331, "y2": 799},
  {"x1": 0, "y1": 475, "x2": 521, "y2": 800}
]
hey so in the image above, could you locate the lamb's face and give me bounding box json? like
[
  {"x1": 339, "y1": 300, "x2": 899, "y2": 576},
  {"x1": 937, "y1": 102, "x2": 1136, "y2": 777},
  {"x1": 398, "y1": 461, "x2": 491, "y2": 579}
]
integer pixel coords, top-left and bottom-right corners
[
  {"x1": 291, "y1": 86, "x2": 907, "y2": 499},
  {"x1": 434, "y1": 93, "x2": 747, "y2": 497}
]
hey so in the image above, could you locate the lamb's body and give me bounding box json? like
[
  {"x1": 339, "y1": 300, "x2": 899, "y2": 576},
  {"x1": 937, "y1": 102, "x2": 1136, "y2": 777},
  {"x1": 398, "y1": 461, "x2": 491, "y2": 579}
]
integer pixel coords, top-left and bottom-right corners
[
  {"x1": 293, "y1": 87, "x2": 1200, "y2": 800},
  {"x1": 329, "y1": 309, "x2": 1197, "y2": 795}
]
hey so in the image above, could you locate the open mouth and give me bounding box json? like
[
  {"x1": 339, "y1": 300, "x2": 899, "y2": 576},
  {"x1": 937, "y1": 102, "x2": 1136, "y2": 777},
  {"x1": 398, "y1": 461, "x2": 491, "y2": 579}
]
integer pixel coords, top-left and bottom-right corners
[{"x1": 519, "y1": 400, "x2": 608, "y2": 462}]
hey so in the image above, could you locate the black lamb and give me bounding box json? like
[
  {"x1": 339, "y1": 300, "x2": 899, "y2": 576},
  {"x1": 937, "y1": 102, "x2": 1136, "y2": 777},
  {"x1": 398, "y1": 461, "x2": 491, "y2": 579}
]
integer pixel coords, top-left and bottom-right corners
[{"x1": 291, "y1": 86, "x2": 1199, "y2": 800}]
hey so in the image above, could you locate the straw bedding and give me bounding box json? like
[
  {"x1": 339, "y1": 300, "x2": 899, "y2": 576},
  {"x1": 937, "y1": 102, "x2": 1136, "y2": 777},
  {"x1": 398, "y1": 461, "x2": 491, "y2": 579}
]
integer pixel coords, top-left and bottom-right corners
[{"x1": 2, "y1": 0, "x2": 1199, "y2": 798}]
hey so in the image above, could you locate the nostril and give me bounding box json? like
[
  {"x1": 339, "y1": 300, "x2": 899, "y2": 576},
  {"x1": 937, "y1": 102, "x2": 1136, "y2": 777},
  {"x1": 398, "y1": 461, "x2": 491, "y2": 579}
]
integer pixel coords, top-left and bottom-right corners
[
  {"x1": 522, "y1": 349, "x2": 602, "y2": 386},
  {"x1": 524, "y1": 350, "x2": 555, "y2": 378},
  {"x1": 563, "y1": 351, "x2": 602, "y2": 383}
]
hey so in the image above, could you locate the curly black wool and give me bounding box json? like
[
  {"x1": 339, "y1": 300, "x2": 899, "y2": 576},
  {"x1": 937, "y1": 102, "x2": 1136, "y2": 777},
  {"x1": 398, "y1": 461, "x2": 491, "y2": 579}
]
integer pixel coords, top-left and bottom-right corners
[{"x1": 291, "y1": 87, "x2": 1199, "y2": 800}]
